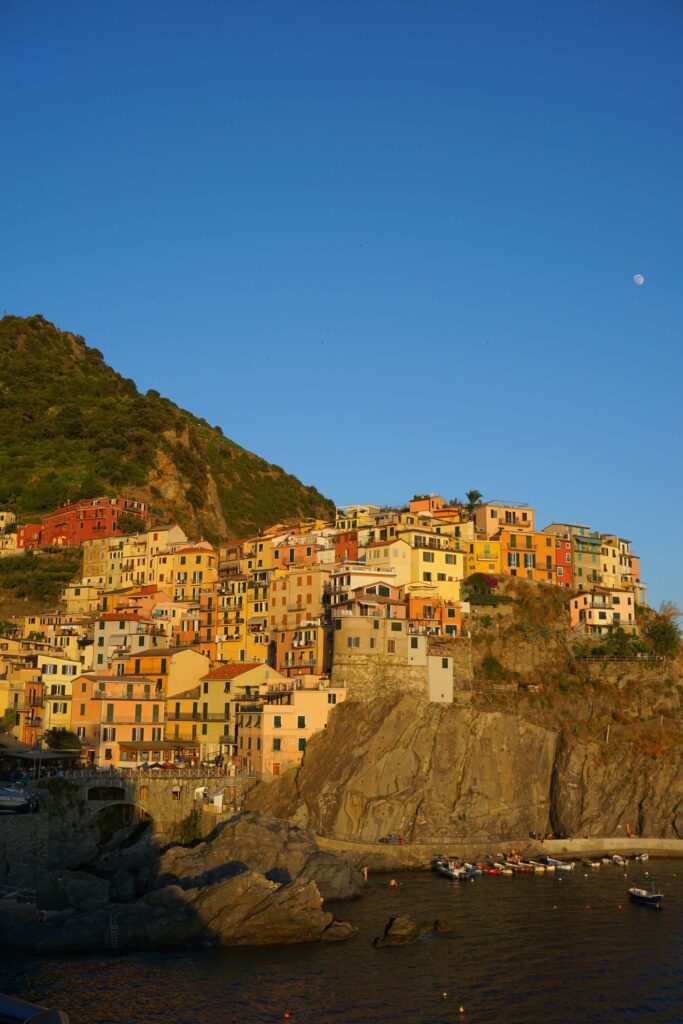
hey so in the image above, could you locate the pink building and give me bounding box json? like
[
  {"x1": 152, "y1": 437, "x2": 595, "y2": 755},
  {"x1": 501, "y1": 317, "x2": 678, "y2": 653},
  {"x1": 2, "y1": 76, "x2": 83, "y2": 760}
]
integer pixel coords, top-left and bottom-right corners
[{"x1": 569, "y1": 588, "x2": 637, "y2": 636}]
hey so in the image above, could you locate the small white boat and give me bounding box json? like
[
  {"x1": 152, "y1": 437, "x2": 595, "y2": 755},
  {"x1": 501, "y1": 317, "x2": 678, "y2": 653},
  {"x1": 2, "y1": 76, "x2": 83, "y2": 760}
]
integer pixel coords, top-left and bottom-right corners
[
  {"x1": 613, "y1": 855, "x2": 626, "y2": 866},
  {"x1": 493, "y1": 862, "x2": 514, "y2": 875},
  {"x1": 583, "y1": 859, "x2": 601, "y2": 868},
  {"x1": 634, "y1": 853, "x2": 649, "y2": 862},
  {"x1": 554, "y1": 861, "x2": 575, "y2": 872}
]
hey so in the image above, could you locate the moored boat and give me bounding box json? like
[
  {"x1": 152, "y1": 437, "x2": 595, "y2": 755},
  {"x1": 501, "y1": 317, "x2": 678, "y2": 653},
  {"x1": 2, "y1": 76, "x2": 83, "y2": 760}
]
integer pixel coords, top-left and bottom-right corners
[
  {"x1": 628, "y1": 884, "x2": 662, "y2": 908},
  {"x1": 582, "y1": 859, "x2": 601, "y2": 868},
  {"x1": 613, "y1": 855, "x2": 626, "y2": 866},
  {"x1": 634, "y1": 853, "x2": 649, "y2": 862}
]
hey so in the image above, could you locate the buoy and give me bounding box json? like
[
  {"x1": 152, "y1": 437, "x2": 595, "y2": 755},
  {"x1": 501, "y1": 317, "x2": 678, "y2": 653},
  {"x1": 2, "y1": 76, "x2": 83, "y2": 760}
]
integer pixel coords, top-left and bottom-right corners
[
  {"x1": 617, "y1": 904, "x2": 622, "y2": 909},
  {"x1": 284, "y1": 1015, "x2": 290, "y2": 1021},
  {"x1": 443, "y1": 992, "x2": 448, "y2": 999},
  {"x1": 585, "y1": 905, "x2": 591, "y2": 910},
  {"x1": 459, "y1": 1007, "x2": 465, "y2": 1015}
]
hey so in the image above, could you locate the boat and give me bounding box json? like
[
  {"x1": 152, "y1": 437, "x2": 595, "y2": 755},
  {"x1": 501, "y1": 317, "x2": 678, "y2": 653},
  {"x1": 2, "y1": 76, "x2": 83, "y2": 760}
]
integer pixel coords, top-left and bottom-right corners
[
  {"x1": 612, "y1": 855, "x2": 626, "y2": 866},
  {"x1": 530, "y1": 859, "x2": 555, "y2": 872},
  {"x1": 628, "y1": 884, "x2": 662, "y2": 908},
  {"x1": 485, "y1": 867, "x2": 500, "y2": 875},
  {"x1": 634, "y1": 853, "x2": 649, "y2": 862},
  {"x1": 0, "y1": 788, "x2": 34, "y2": 814},
  {"x1": 601, "y1": 856, "x2": 613, "y2": 864},
  {"x1": 432, "y1": 858, "x2": 471, "y2": 880},
  {"x1": 493, "y1": 862, "x2": 514, "y2": 875},
  {"x1": 538, "y1": 855, "x2": 574, "y2": 871},
  {"x1": 582, "y1": 859, "x2": 601, "y2": 868},
  {"x1": 506, "y1": 860, "x2": 533, "y2": 873}
]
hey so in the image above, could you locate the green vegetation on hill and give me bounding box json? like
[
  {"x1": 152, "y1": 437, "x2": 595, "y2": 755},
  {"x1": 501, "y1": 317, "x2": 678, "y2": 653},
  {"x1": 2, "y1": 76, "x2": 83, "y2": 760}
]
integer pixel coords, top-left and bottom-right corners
[
  {"x1": 0, "y1": 550, "x2": 82, "y2": 614},
  {"x1": 0, "y1": 315, "x2": 334, "y2": 539}
]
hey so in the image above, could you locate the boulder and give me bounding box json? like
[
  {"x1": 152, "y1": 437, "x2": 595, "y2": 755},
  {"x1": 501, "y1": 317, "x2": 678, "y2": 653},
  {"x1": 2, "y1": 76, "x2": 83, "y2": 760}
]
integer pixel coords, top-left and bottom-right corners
[
  {"x1": 37, "y1": 870, "x2": 111, "y2": 912},
  {"x1": 156, "y1": 811, "x2": 364, "y2": 901},
  {"x1": 372, "y1": 915, "x2": 452, "y2": 947}
]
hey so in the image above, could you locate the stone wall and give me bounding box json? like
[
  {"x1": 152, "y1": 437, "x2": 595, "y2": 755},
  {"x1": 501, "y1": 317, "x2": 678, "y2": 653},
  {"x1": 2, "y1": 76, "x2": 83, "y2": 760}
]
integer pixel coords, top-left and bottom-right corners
[{"x1": 331, "y1": 651, "x2": 428, "y2": 701}]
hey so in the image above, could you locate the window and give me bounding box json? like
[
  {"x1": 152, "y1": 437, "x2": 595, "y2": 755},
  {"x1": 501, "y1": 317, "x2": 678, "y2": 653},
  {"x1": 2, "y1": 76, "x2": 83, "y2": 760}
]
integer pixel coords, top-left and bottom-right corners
[
  {"x1": 347, "y1": 636, "x2": 360, "y2": 648},
  {"x1": 369, "y1": 637, "x2": 376, "y2": 649},
  {"x1": 335, "y1": 619, "x2": 342, "y2": 630},
  {"x1": 297, "y1": 716, "x2": 306, "y2": 729},
  {"x1": 388, "y1": 640, "x2": 396, "y2": 654},
  {"x1": 437, "y1": 573, "x2": 446, "y2": 582},
  {"x1": 423, "y1": 572, "x2": 432, "y2": 582},
  {"x1": 273, "y1": 738, "x2": 282, "y2": 752},
  {"x1": 507, "y1": 552, "x2": 520, "y2": 568},
  {"x1": 523, "y1": 554, "x2": 535, "y2": 569},
  {"x1": 390, "y1": 622, "x2": 402, "y2": 632},
  {"x1": 410, "y1": 637, "x2": 419, "y2": 649},
  {"x1": 102, "y1": 727, "x2": 116, "y2": 741},
  {"x1": 274, "y1": 715, "x2": 282, "y2": 729},
  {"x1": 298, "y1": 738, "x2": 307, "y2": 752},
  {"x1": 373, "y1": 620, "x2": 380, "y2": 630},
  {"x1": 442, "y1": 658, "x2": 449, "y2": 669},
  {"x1": 423, "y1": 551, "x2": 434, "y2": 563},
  {"x1": 104, "y1": 748, "x2": 112, "y2": 761},
  {"x1": 328, "y1": 693, "x2": 337, "y2": 704}
]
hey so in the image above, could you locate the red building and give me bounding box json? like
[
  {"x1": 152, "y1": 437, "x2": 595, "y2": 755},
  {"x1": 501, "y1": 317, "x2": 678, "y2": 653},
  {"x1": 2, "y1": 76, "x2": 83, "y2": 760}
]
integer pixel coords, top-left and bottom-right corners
[
  {"x1": 334, "y1": 529, "x2": 358, "y2": 563},
  {"x1": 17, "y1": 496, "x2": 149, "y2": 549},
  {"x1": 554, "y1": 538, "x2": 573, "y2": 588}
]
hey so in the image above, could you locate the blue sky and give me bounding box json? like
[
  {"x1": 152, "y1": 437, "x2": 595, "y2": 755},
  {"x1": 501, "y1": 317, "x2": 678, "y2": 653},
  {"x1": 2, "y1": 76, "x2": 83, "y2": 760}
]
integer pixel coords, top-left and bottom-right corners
[{"x1": 2, "y1": 0, "x2": 681, "y2": 605}]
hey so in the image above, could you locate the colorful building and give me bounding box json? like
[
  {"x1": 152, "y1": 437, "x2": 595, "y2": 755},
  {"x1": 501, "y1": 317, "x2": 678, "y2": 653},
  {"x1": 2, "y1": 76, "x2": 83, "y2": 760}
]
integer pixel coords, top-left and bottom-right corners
[{"x1": 18, "y1": 496, "x2": 149, "y2": 549}]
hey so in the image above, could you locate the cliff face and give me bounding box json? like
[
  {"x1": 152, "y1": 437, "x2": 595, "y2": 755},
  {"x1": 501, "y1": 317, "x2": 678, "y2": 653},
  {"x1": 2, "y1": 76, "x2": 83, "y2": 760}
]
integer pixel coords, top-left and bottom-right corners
[
  {"x1": 249, "y1": 696, "x2": 683, "y2": 841},
  {"x1": 0, "y1": 315, "x2": 334, "y2": 539}
]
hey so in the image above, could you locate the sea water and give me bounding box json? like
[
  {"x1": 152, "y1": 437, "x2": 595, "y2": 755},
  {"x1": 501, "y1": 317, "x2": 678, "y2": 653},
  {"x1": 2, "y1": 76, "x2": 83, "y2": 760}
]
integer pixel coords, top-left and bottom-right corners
[{"x1": 2, "y1": 860, "x2": 682, "y2": 1024}]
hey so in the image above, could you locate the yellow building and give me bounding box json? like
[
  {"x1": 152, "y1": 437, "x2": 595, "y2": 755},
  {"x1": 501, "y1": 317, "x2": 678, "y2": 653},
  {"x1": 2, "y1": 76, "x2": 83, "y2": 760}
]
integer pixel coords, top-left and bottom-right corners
[
  {"x1": 152, "y1": 544, "x2": 218, "y2": 602},
  {"x1": 0, "y1": 511, "x2": 16, "y2": 533},
  {"x1": 466, "y1": 538, "x2": 502, "y2": 576},
  {"x1": 335, "y1": 505, "x2": 380, "y2": 531}
]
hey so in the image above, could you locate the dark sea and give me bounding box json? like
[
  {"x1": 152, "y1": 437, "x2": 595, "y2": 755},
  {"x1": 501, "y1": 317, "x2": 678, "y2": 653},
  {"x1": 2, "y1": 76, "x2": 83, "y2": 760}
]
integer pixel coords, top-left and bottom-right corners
[{"x1": 1, "y1": 861, "x2": 682, "y2": 1024}]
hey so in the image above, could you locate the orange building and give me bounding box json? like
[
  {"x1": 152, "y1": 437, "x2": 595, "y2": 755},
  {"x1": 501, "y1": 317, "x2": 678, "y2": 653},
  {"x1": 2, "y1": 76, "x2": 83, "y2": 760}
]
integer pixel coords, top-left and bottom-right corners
[
  {"x1": 275, "y1": 621, "x2": 332, "y2": 677},
  {"x1": 71, "y1": 673, "x2": 177, "y2": 767},
  {"x1": 405, "y1": 593, "x2": 462, "y2": 636}
]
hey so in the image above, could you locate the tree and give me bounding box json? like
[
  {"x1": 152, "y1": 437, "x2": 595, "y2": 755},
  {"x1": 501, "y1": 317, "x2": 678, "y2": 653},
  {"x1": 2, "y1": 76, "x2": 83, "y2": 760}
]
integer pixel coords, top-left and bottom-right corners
[
  {"x1": 465, "y1": 489, "x2": 483, "y2": 510},
  {"x1": 658, "y1": 601, "x2": 682, "y2": 623},
  {"x1": 644, "y1": 618, "x2": 681, "y2": 658},
  {"x1": 42, "y1": 728, "x2": 82, "y2": 750},
  {"x1": 117, "y1": 513, "x2": 147, "y2": 535},
  {"x1": 0, "y1": 707, "x2": 17, "y2": 734}
]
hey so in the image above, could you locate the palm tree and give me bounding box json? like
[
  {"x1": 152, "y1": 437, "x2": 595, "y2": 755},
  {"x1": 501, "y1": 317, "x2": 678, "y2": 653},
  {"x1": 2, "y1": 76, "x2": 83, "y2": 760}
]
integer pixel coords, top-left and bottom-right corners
[{"x1": 465, "y1": 489, "x2": 483, "y2": 510}]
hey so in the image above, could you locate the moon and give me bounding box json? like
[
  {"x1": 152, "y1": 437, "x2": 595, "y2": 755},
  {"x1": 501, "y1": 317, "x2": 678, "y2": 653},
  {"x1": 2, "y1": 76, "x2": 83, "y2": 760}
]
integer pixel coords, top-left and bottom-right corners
[{"x1": 633, "y1": 274, "x2": 645, "y2": 286}]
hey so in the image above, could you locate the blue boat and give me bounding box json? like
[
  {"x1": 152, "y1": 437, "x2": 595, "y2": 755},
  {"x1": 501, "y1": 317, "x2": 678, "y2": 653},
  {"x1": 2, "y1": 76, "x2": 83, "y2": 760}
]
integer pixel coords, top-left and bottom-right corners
[{"x1": 628, "y1": 884, "x2": 663, "y2": 908}]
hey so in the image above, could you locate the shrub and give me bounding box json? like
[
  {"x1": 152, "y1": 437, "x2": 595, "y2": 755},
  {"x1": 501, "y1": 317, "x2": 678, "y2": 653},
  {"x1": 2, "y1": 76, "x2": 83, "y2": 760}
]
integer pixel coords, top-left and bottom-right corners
[{"x1": 481, "y1": 655, "x2": 506, "y2": 684}]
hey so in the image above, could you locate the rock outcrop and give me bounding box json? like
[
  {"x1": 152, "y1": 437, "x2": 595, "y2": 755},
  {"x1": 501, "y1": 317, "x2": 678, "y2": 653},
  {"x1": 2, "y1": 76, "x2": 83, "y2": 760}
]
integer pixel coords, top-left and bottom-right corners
[
  {"x1": 0, "y1": 811, "x2": 359, "y2": 954},
  {"x1": 373, "y1": 915, "x2": 453, "y2": 947},
  {"x1": 248, "y1": 695, "x2": 683, "y2": 841}
]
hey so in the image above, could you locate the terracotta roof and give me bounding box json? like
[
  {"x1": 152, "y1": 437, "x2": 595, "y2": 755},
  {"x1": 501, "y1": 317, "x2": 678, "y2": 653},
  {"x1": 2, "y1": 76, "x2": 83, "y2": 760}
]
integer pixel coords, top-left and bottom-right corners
[{"x1": 201, "y1": 663, "x2": 264, "y2": 681}]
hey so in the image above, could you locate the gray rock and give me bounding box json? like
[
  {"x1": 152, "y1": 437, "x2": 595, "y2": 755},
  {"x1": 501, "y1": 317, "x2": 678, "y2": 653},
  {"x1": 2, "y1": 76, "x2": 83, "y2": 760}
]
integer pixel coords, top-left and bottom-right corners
[
  {"x1": 156, "y1": 811, "x2": 364, "y2": 901},
  {"x1": 37, "y1": 870, "x2": 111, "y2": 912}
]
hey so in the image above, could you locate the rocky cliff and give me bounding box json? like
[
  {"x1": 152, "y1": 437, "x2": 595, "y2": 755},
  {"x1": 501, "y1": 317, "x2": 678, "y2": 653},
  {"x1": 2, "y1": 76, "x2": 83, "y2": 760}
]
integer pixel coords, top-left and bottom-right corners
[{"x1": 248, "y1": 695, "x2": 683, "y2": 841}]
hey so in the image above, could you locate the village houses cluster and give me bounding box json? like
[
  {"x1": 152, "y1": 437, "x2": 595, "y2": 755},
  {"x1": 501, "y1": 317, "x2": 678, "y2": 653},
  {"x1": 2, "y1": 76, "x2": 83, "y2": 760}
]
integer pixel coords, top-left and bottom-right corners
[{"x1": 0, "y1": 493, "x2": 646, "y2": 775}]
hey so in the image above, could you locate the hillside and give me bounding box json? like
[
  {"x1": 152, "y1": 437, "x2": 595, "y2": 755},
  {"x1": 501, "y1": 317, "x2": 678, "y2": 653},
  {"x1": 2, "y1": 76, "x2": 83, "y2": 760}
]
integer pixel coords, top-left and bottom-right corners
[{"x1": 0, "y1": 315, "x2": 334, "y2": 540}]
